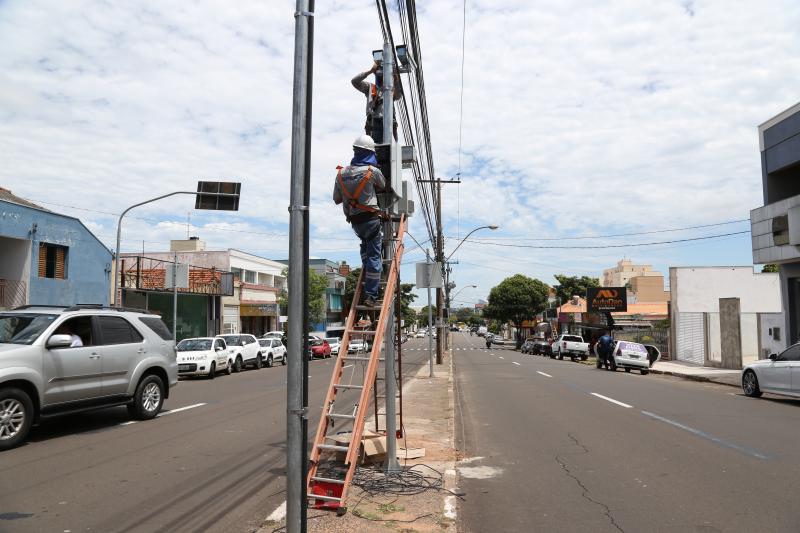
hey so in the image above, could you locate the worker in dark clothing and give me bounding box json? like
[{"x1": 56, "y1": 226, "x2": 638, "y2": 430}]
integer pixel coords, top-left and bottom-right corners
[
  {"x1": 333, "y1": 134, "x2": 387, "y2": 307},
  {"x1": 596, "y1": 330, "x2": 615, "y2": 369},
  {"x1": 351, "y1": 61, "x2": 401, "y2": 143}
]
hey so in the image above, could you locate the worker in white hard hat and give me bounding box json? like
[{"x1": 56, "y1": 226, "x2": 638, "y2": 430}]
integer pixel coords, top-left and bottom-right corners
[
  {"x1": 351, "y1": 61, "x2": 401, "y2": 144},
  {"x1": 333, "y1": 134, "x2": 387, "y2": 307}
]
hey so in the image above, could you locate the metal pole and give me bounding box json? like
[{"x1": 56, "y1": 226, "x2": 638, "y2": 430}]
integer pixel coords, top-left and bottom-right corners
[
  {"x1": 436, "y1": 180, "x2": 444, "y2": 365},
  {"x1": 287, "y1": 1, "x2": 311, "y2": 531},
  {"x1": 426, "y1": 249, "x2": 434, "y2": 378},
  {"x1": 381, "y1": 40, "x2": 400, "y2": 472},
  {"x1": 173, "y1": 252, "x2": 178, "y2": 340}
]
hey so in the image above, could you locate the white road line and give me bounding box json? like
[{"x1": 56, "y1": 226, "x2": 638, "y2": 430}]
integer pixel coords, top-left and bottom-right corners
[
  {"x1": 118, "y1": 420, "x2": 138, "y2": 426},
  {"x1": 342, "y1": 364, "x2": 353, "y2": 369},
  {"x1": 536, "y1": 371, "x2": 552, "y2": 378},
  {"x1": 498, "y1": 356, "x2": 504, "y2": 359},
  {"x1": 267, "y1": 500, "x2": 287, "y2": 522},
  {"x1": 158, "y1": 402, "x2": 207, "y2": 416},
  {"x1": 590, "y1": 393, "x2": 633, "y2": 409},
  {"x1": 512, "y1": 361, "x2": 521, "y2": 366}
]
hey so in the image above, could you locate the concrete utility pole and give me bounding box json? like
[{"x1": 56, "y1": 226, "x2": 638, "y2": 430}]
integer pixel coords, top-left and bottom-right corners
[
  {"x1": 381, "y1": 41, "x2": 400, "y2": 473},
  {"x1": 426, "y1": 249, "x2": 434, "y2": 377},
  {"x1": 436, "y1": 181, "x2": 444, "y2": 365},
  {"x1": 287, "y1": 1, "x2": 314, "y2": 531}
]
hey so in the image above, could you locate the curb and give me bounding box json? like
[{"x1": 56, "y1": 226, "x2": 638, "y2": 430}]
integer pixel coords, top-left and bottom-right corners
[{"x1": 648, "y1": 368, "x2": 741, "y2": 388}]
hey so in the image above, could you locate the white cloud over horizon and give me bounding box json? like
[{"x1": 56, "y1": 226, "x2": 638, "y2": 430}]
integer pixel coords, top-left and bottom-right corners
[{"x1": 1, "y1": 0, "x2": 798, "y2": 303}]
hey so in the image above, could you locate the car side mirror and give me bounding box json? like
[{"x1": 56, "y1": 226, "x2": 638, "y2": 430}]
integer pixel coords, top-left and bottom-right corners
[
  {"x1": 769, "y1": 353, "x2": 778, "y2": 361},
  {"x1": 47, "y1": 334, "x2": 73, "y2": 348}
]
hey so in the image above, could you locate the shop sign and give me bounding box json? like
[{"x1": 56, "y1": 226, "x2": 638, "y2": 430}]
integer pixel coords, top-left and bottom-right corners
[{"x1": 587, "y1": 287, "x2": 628, "y2": 313}]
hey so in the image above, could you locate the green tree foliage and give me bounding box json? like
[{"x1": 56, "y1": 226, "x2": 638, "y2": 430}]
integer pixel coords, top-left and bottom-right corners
[
  {"x1": 418, "y1": 305, "x2": 438, "y2": 327},
  {"x1": 483, "y1": 274, "x2": 550, "y2": 345},
  {"x1": 344, "y1": 268, "x2": 417, "y2": 323},
  {"x1": 278, "y1": 266, "x2": 328, "y2": 327},
  {"x1": 553, "y1": 274, "x2": 600, "y2": 303},
  {"x1": 762, "y1": 263, "x2": 779, "y2": 273},
  {"x1": 455, "y1": 307, "x2": 474, "y2": 323}
]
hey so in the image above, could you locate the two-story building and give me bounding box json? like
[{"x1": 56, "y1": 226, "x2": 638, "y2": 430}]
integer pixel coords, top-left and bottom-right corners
[
  {"x1": 277, "y1": 258, "x2": 348, "y2": 334},
  {"x1": 0, "y1": 187, "x2": 112, "y2": 309},
  {"x1": 750, "y1": 101, "x2": 800, "y2": 347}
]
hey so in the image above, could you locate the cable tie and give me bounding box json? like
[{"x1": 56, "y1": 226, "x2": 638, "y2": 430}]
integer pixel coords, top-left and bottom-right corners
[
  {"x1": 287, "y1": 407, "x2": 308, "y2": 416},
  {"x1": 294, "y1": 10, "x2": 315, "y2": 17},
  {"x1": 287, "y1": 205, "x2": 309, "y2": 212}
]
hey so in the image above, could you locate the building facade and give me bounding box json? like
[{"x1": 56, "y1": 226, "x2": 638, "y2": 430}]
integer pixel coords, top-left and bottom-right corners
[
  {"x1": 601, "y1": 259, "x2": 661, "y2": 287},
  {"x1": 750, "y1": 101, "x2": 800, "y2": 346},
  {"x1": 0, "y1": 187, "x2": 112, "y2": 309},
  {"x1": 277, "y1": 258, "x2": 348, "y2": 334}
]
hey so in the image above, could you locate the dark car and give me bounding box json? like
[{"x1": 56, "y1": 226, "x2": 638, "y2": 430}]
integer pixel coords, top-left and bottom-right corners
[
  {"x1": 520, "y1": 339, "x2": 535, "y2": 354},
  {"x1": 532, "y1": 338, "x2": 552, "y2": 356}
]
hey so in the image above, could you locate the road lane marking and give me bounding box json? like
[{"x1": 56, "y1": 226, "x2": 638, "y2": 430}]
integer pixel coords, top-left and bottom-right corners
[
  {"x1": 158, "y1": 402, "x2": 207, "y2": 416},
  {"x1": 267, "y1": 500, "x2": 287, "y2": 522},
  {"x1": 536, "y1": 371, "x2": 552, "y2": 378},
  {"x1": 590, "y1": 393, "x2": 633, "y2": 409},
  {"x1": 498, "y1": 356, "x2": 504, "y2": 359},
  {"x1": 118, "y1": 421, "x2": 138, "y2": 426},
  {"x1": 512, "y1": 362, "x2": 521, "y2": 366},
  {"x1": 641, "y1": 411, "x2": 769, "y2": 460}
]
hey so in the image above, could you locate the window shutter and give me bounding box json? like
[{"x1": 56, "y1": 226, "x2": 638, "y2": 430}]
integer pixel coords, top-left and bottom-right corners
[
  {"x1": 55, "y1": 247, "x2": 65, "y2": 279},
  {"x1": 38, "y1": 244, "x2": 47, "y2": 277}
]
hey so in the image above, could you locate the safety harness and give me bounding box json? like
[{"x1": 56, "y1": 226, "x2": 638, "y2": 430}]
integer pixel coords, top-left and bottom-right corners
[{"x1": 337, "y1": 165, "x2": 379, "y2": 222}]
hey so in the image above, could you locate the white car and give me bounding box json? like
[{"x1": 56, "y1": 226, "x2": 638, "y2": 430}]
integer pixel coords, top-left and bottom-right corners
[
  {"x1": 218, "y1": 334, "x2": 263, "y2": 372},
  {"x1": 348, "y1": 339, "x2": 371, "y2": 353},
  {"x1": 742, "y1": 343, "x2": 800, "y2": 398},
  {"x1": 325, "y1": 337, "x2": 342, "y2": 355},
  {"x1": 262, "y1": 330, "x2": 284, "y2": 339},
  {"x1": 177, "y1": 337, "x2": 232, "y2": 379},
  {"x1": 258, "y1": 338, "x2": 287, "y2": 367},
  {"x1": 415, "y1": 331, "x2": 426, "y2": 338}
]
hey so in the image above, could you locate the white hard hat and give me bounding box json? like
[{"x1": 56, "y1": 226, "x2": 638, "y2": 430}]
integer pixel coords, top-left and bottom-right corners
[{"x1": 353, "y1": 134, "x2": 376, "y2": 152}]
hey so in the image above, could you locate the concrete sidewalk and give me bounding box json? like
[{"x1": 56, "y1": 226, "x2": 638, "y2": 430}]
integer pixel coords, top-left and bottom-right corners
[
  {"x1": 650, "y1": 360, "x2": 742, "y2": 388},
  {"x1": 260, "y1": 349, "x2": 458, "y2": 532}
]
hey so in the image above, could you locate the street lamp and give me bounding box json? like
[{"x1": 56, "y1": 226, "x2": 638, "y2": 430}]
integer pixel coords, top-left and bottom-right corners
[
  {"x1": 407, "y1": 230, "x2": 436, "y2": 378},
  {"x1": 113, "y1": 181, "x2": 241, "y2": 308},
  {"x1": 445, "y1": 224, "x2": 499, "y2": 263},
  {"x1": 451, "y1": 284, "x2": 477, "y2": 303}
]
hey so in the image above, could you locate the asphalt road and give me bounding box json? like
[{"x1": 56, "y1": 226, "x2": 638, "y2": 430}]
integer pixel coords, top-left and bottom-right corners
[
  {"x1": 453, "y1": 332, "x2": 800, "y2": 533},
  {"x1": 0, "y1": 340, "x2": 431, "y2": 533}
]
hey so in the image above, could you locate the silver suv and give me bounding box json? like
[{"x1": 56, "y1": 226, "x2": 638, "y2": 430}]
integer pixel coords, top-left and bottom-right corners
[{"x1": 0, "y1": 305, "x2": 178, "y2": 450}]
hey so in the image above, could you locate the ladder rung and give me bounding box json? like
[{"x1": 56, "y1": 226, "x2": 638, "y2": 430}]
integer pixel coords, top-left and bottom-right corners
[
  {"x1": 334, "y1": 384, "x2": 363, "y2": 390},
  {"x1": 311, "y1": 476, "x2": 346, "y2": 485},
  {"x1": 344, "y1": 356, "x2": 384, "y2": 361},
  {"x1": 307, "y1": 494, "x2": 342, "y2": 502},
  {"x1": 317, "y1": 444, "x2": 350, "y2": 452},
  {"x1": 346, "y1": 329, "x2": 377, "y2": 335},
  {"x1": 355, "y1": 304, "x2": 382, "y2": 311},
  {"x1": 328, "y1": 413, "x2": 356, "y2": 420}
]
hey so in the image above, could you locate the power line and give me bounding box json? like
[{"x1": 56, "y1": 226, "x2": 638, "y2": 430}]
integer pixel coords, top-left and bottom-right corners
[
  {"x1": 462, "y1": 218, "x2": 750, "y2": 242},
  {"x1": 462, "y1": 230, "x2": 750, "y2": 250}
]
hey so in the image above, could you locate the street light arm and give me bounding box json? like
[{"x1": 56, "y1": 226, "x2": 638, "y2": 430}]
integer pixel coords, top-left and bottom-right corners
[{"x1": 445, "y1": 225, "x2": 498, "y2": 263}]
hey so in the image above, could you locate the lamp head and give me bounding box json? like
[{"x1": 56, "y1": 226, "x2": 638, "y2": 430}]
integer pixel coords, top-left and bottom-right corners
[{"x1": 488, "y1": 224, "x2": 499, "y2": 230}]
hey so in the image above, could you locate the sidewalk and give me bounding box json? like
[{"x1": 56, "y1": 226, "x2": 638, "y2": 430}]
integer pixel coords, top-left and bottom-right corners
[
  {"x1": 260, "y1": 350, "x2": 458, "y2": 533},
  {"x1": 650, "y1": 360, "x2": 742, "y2": 388}
]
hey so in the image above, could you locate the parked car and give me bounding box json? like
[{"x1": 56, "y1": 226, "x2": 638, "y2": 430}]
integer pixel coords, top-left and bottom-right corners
[
  {"x1": 308, "y1": 337, "x2": 331, "y2": 359},
  {"x1": 348, "y1": 339, "x2": 371, "y2": 353},
  {"x1": 415, "y1": 330, "x2": 426, "y2": 338},
  {"x1": 258, "y1": 337, "x2": 287, "y2": 367},
  {"x1": 219, "y1": 334, "x2": 263, "y2": 371},
  {"x1": 325, "y1": 337, "x2": 342, "y2": 356},
  {"x1": 477, "y1": 326, "x2": 488, "y2": 337},
  {"x1": 520, "y1": 338, "x2": 535, "y2": 354},
  {"x1": 596, "y1": 340, "x2": 651, "y2": 374},
  {"x1": 742, "y1": 343, "x2": 800, "y2": 398},
  {"x1": 532, "y1": 338, "x2": 552, "y2": 356},
  {"x1": 261, "y1": 330, "x2": 287, "y2": 346},
  {"x1": 177, "y1": 337, "x2": 232, "y2": 378},
  {"x1": 0, "y1": 305, "x2": 178, "y2": 451},
  {"x1": 551, "y1": 334, "x2": 589, "y2": 361}
]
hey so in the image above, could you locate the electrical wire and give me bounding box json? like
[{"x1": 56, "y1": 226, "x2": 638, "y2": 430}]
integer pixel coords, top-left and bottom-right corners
[{"x1": 460, "y1": 230, "x2": 750, "y2": 249}]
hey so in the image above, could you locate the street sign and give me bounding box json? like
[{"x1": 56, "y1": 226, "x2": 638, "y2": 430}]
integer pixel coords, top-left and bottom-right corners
[
  {"x1": 587, "y1": 287, "x2": 628, "y2": 313},
  {"x1": 415, "y1": 262, "x2": 443, "y2": 288},
  {"x1": 195, "y1": 181, "x2": 241, "y2": 211},
  {"x1": 165, "y1": 263, "x2": 189, "y2": 289}
]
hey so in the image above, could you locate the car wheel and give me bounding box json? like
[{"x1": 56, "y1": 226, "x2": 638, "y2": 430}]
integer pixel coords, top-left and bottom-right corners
[
  {"x1": 640, "y1": 368, "x2": 649, "y2": 375},
  {"x1": 0, "y1": 387, "x2": 34, "y2": 451},
  {"x1": 255, "y1": 354, "x2": 263, "y2": 370},
  {"x1": 549, "y1": 354, "x2": 556, "y2": 359},
  {"x1": 581, "y1": 354, "x2": 588, "y2": 361},
  {"x1": 281, "y1": 355, "x2": 287, "y2": 366},
  {"x1": 609, "y1": 358, "x2": 617, "y2": 372},
  {"x1": 625, "y1": 367, "x2": 631, "y2": 373},
  {"x1": 234, "y1": 356, "x2": 243, "y2": 373},
  {"x1": 226, "y1": 360, "x2": 233, "y2": 375},
  {"x1": 558, "y1": 353, "x2": 563, "y2": 360},
  {"x1": 742, "y1": 370, "x2": 762, "y2": 397},
  {"x1": 127, "y1": 374, "x2": 165, "y2": 420},
  {"x1": 266, "y1": 354, "x2": 273, "y2": 368},
  {"x1": 207, "y1": 361, "x2": 216, "y2": 379}
]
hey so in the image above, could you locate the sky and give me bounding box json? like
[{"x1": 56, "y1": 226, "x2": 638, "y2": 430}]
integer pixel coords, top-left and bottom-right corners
[{"x1": 1, "y1": 0, "x2": 799, "y2": 306}]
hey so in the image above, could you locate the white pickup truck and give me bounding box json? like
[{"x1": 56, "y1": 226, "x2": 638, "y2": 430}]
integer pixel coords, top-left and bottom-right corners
[{"x1": 550, "y1": 334, "x2": 589, "y2": 361}]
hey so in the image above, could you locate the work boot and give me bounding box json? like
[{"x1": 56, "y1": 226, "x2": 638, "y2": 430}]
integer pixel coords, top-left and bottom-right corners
[{"x1": 363, "y1": 295, "x2": 377, "y2": 308}]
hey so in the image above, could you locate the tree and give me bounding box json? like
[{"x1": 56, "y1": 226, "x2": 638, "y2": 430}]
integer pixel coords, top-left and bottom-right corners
[
  {"x1": 483, "y1": 274, "x2": 549, "y2": 348},
  {"x1": 455, "y1": 307, "x2": 474, "y2": 324},
  {"x1": 553, "y1": 274, "x2": 600, "y2": 304},
  {"x1": 762, "y1": 264, "x2": 779, "y2": 273},
  {"x1": 418, "y1": 305, "x2": 438, "y2": 327},
  {"x1": 344, "y1": 267, "x2": 417, "y2": 322},
  {"x1": 278, "y1": 266, "x2": 327, "y2": 328}
]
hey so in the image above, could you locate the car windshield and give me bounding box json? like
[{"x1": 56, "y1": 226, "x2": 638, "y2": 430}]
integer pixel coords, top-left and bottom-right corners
[
  {"x1": 177, "y1": 339, "x2": 212, "y2": 351},
  {"x1": 220, "y1": 335, "x2": 239, "y2": 345},
  {"x1": 325, "y1": 338, "x2": 338, "y2": 343},
  {"x1": 0, "y1": 313, "x2": 58, "y2": 345},
  {"x1": 310, "y1": 338, "x2": 323, "y2": 346},
  {"x1": 564, "y1": 336, "x2": 583, "y2": 342},
  {"x1": 259, "y1": 340, "x2": 270, "y2": 346}
]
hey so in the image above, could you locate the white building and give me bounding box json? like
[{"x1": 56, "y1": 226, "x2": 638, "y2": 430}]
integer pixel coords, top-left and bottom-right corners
[{"x1": 601, "y1": 259, "x2": 661, "y2": 287}]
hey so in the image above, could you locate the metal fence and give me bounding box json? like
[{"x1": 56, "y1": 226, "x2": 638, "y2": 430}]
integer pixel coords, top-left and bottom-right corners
[
  {"x1": 121, "y1": 256, "x2": 234, "y2": 296},
  {"x1": 615, "y1": 327, "x2": 670, "y2": 360},
  {"x1": 0, "y1": 279, "x2": 26, "y2": 310}
]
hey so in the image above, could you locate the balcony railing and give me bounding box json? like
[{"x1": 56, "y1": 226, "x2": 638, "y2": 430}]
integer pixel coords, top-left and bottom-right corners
[
  {"x1": 120, "y1": 256, "x2": 234, "y2": 296},
  {"x1": 0, "y1": 279, "x2": 27, "y2": 310}
]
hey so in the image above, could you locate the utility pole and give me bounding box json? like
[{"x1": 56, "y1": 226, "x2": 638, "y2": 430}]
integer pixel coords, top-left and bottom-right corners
[
  {"x1": 382, "y1": 41, "x2": 400, "y2": 473},
  {"x1": 426, "y1": 249, "x2": 434, "y2": 377},
  {"x1": 287, "y1": 1, "x2": 314, "y2": 532},
  {"x1": 172, "y1": 252, "x2": 178, "y2": 340},
  {"x1": 435, "y1": 181, "x2": 444, "y2": 364}
]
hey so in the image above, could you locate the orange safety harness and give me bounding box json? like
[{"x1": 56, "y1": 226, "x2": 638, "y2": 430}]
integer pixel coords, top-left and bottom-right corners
[{"x1": 336, "y1": 165, "x2": 379, "y2": 218}]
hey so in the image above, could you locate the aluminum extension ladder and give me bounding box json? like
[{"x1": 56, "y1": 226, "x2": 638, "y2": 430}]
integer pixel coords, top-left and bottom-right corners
[{"x1": 306, "y1": 215, "x2": 407, "y2": 513}]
